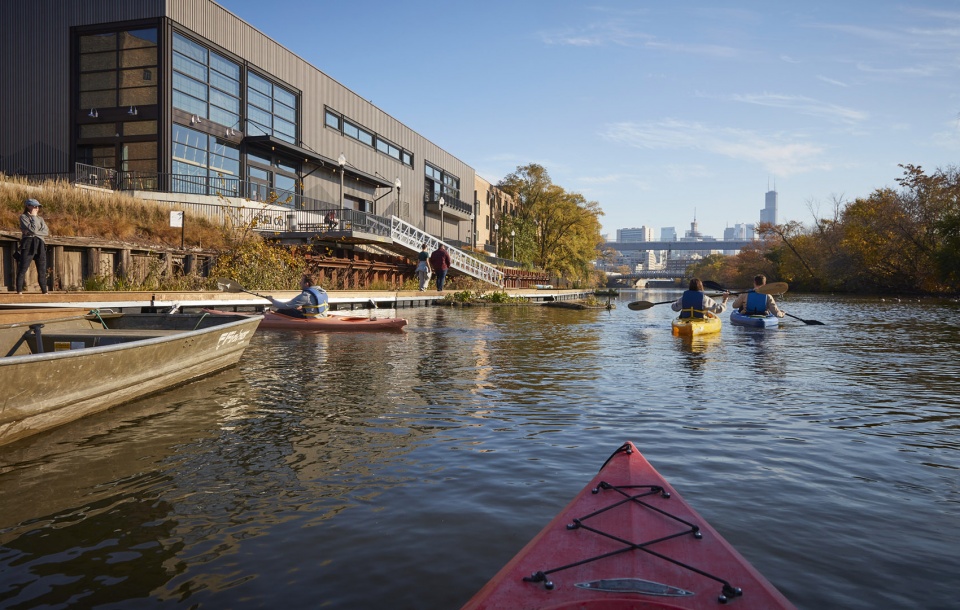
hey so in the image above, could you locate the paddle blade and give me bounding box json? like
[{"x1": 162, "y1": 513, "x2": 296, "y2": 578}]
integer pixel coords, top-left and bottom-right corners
[
  {"x1": 215, "y1": 277, "x2": 245, "y2": 293},
  {"x1": 758, "y1": 282, "x2": 789, "y2": 295},
  {"x1": 804, "y1": 318, "x2": 826, "y2": 325},
  {"x1": 702, "y1": 280, "x2": 725, "y2": 291},
  {"x1": 627, "y1": 301, "x2": 655, "y2": 311}
]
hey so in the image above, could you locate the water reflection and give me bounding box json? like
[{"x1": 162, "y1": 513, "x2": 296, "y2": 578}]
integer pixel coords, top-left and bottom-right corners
[{"x1": 0, "y1": 298, "x2": 958, "y2": 609}]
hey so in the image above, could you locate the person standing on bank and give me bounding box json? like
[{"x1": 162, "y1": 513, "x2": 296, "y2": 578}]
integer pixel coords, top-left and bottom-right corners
[
  {"x1": 671, "y1": 278, "x2": 727, "y2": 319},
  {"x1": 16, "y1": 198, "x2": 49, "y2": 294},
  {"x1": 415, "y1": 243, "x2": 431, "y2": 291},
  {"x1": 265, "y1": 274, "x2": 328, "y2": 318},
  {"x1": 429, "y1": 244, "x2": 452, "y2": 292},
  {"x1": 731, "y1": 274, "x2": 784, "y2": 318}
]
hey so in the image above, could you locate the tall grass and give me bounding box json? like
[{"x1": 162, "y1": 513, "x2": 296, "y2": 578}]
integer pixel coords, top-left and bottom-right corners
[{"x1": 1, "y1": 175, "x2": 230, "y2": 250}]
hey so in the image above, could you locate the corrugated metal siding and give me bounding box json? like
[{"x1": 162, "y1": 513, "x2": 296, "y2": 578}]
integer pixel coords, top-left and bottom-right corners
[
  {"x1": 0, "y1": 0, "x2": 165, "y2": 176},
  {"x1": 165, "y1": 0, "x2": 477, "y2": 230},
  {"x1": 3, "y1": 0, "x2": 478, "y2": 234}
]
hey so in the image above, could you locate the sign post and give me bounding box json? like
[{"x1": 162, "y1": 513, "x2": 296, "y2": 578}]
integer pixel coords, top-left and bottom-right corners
[{"x1": 170, "y1": 211, "x2": 185, "y2": 249}]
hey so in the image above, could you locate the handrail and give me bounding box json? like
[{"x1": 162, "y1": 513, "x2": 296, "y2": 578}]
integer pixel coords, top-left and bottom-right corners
[
  {"x1": 73, "y1": 162, "x2": 502, "y2": 286},
  {"x1": 389, "y1": 216, "x2": 503, "y2": 287}
]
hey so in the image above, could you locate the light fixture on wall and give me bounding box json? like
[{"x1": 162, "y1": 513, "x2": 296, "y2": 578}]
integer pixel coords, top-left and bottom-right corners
[
  {"x1": 191, "y1": 115, "x2": 202, "y2": 124},
  {"x1": 88, "y1": 108, "x2": 98, "y2": 118},
  {"x1": 128, "y1": 105, "x2": 138, "y2": 116}
]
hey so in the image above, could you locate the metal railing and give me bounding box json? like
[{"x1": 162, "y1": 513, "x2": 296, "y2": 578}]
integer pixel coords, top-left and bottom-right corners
[
  {"x1": 72, "y1": 162, "x2": 500, "y2": 285},
  {"x1": 390, "y1": 216, "x2": 503, "y2": 287}
]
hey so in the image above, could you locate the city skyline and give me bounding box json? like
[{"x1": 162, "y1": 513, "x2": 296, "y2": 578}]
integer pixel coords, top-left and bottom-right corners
[{"x1": 220, "y1": 0, "x2": 960, "y2": 238}]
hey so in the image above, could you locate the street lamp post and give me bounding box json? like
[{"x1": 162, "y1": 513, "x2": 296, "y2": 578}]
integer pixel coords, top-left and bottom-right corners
[
  {"x1": 511, "y1": 229, "x2": 516, "y2": 260},
  {"x1": 337, "y1": 153, "x2": 346, "y2": 228},
  {"x1": 439, "y1": 196, "x2": 445, "y2": 242},
  {"x1": 394, "y1": 177, "x2": 401, "y2": 215}
]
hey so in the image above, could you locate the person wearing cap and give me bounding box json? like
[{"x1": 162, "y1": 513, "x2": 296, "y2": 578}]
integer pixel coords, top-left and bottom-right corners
[{"x1": 16, "y1": 198, "x2": 50, "y2": 294}]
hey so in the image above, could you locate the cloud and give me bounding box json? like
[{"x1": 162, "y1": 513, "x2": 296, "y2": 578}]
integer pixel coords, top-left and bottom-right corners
[
  {"x1": 726, "y1": 92, "x2": 868, "y2": 123},
  {"x1": 538, "y1": 20, "x2": 652, "y2": 47},
  {"x1": 817, "y1": 75, "x2": 850, "y2": 88},
  {"x1": 538, "y1": 18, "x2": 738, "y2": 58},
  {"x1": 601, "y1": 119, "x2": 831, "y2": 177}
]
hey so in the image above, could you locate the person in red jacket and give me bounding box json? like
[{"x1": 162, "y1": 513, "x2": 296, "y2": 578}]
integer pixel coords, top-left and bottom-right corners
[{"x1": 429, "y1": 244, "x2": 452, "y2": 291}]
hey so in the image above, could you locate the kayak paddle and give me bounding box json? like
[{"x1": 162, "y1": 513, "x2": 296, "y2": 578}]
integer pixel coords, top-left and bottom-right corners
[
  {"x1": 215, "y1": 278, "x2": 267, "y2": 298},
  {"x1": 704, "y1": 280, "x2": 824, "y2": 325},
  {"x1": 702, "y1": 280, "x2": 788, "y2": 296},
  {"x1": 626, "y1": 292, "x2": 730, "y2": 311}
]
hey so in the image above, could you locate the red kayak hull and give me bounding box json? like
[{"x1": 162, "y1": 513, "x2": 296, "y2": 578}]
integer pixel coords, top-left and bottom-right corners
[
  {"x1": 462, "y1": 442, "x2": 795, "y2": 610},
  {"x1": 204, "y1": 309, "x2": 407, "y2": 331}
]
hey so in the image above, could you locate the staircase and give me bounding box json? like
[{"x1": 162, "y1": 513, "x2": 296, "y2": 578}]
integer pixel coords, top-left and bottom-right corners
[{"x1": 369, "y1": 216, "x2": 504, "y2": 287}]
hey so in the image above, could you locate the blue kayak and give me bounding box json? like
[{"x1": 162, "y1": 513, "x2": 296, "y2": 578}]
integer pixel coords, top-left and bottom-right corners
[{"x1": 730, "y1": 310, "x2": 780, "y2": 328}]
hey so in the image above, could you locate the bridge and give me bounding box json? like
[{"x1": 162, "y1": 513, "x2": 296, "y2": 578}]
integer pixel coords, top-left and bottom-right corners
[{"x1": 604, "y1": 239, "x2": 754, "y2": 251}]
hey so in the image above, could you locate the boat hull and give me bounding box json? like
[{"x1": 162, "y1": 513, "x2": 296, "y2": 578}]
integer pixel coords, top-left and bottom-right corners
[
  {"x1": 0, "y1": 311, "x2": 261, "y2": 447},
  {"x1": 730, "y1": 311, "x2": 779, "y2": 328},
  {"x1": 462, "y1": 442, "x2": 795, "y2": 610},
  {"x1": 671, "y1": 315, "x2": 721, "y2": 337}
]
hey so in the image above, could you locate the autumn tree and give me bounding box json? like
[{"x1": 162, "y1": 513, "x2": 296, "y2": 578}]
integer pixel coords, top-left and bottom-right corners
[{"x1": 498, "y1": 164, "x2": 604, "y2": 285}]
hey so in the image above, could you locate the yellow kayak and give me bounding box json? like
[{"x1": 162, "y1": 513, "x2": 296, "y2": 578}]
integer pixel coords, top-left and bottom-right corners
[{"x1": 672, "y1": 314, "x2": 722, "y2": 337}]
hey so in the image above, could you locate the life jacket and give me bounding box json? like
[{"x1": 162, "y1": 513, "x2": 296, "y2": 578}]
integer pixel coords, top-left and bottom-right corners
[
  {"x1": 744, "y1": 291, "x2": 767, "y2": 315},
  {"x1": 678, "y1": 290, "x2": 706, "y2": 319},
  {"x1": 302, "y1": 286, "x2": 329, "y2": 317}
]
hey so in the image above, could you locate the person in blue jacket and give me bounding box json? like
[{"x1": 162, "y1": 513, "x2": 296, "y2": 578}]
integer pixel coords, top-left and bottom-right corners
[
  {"x1": 265, "y1": 274, "x2": 328, "y2": 318},
  {"x1": 731, "y1": 274, "x2": 784, "y2": 317},
  {"x1": 671, "y1": 278, "x2": 728, "y2": 319}
]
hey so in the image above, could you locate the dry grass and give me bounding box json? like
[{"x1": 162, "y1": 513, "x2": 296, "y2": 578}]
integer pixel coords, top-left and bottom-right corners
[{"x1": 1, "y1": 175, "x2": 231, "y2": 250}]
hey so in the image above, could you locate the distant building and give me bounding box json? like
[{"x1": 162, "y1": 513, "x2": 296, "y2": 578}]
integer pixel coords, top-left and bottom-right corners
[
  {"x1": 761, "y1": 189, "x2": 778, "y2": 225},
  {"x1": 660, "y1": 227, "x2": 677, "y2": 241},
  {"x1": 723, "y1": 223, "x2": 754, "y2": 255},
  {"x1": 617, "y1": 227, "x2": 653, "y2": 242},
  {"x1": 723, "y1": 223, "x2": 755, "y2": 240}
]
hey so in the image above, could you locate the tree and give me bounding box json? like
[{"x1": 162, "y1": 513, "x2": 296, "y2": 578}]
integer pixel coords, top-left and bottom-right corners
[{"x1": 498, "y1": 164, "x2": 605, "y2": 285}]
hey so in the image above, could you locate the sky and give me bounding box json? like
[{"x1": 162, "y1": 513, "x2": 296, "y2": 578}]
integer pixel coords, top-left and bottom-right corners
[{"x1": 218, "y1": 0, "x2": 960, "y2": 239}]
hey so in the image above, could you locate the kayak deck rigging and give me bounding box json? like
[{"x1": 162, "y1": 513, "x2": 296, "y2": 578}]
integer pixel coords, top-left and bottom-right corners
[{"x1": 522, "y1": 445, "x2": 743, "y2": 604}]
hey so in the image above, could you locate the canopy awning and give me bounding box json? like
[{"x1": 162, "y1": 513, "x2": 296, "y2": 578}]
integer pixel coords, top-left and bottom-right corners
[{"x1": 243, "y1": 135, "x2": 395, "y2": 189}]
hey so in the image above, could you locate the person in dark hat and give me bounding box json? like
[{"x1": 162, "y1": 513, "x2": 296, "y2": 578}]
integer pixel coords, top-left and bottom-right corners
[{"x1": 16, "y1": 198, "x2": 49, "y2": 294}]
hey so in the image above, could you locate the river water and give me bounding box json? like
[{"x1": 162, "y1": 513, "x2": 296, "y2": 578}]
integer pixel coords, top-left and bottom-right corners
[{"x1": 0, "y1": 291, "x2": 957, "y2": 609}]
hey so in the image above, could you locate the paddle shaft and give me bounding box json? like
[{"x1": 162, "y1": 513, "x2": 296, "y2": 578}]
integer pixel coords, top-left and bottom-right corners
[{"x1": 627, "y1": 292, "x2": 730, "y2": 311}]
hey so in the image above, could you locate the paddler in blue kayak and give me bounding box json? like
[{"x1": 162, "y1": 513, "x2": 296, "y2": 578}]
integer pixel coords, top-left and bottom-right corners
[
  {"x1": 265, "y1": 274, "x2": 329, "y2": 318},
  {"x1": 731, "y1": 274, "x2": 784, "y2": 318},
  {"x1": 671, "y1": 278, "x2": 728, "y2": 318}
]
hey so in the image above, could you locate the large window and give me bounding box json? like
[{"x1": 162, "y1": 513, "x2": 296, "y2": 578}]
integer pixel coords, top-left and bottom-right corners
[
  {"x1": 425, "y1": 163, "x2": 460, "y2": 200},
  {"x1": 79, "y1": 28, "x2": 157, "y2": 111},
  {"x1": 245, "y1": 152, "x2": 300, "y2": 204},
  {"x1": 246, "y1": 72, "x2": 297, "y2": 144},
  {"x1": 172, "y1": 124, "x2": 240, "y2": 195},
  {"x1": 325, "y1": 107, "x2": 414, "y2": 167},
  {"x1": 172, "y1": 33, "x2": 241, "y2": 129}
]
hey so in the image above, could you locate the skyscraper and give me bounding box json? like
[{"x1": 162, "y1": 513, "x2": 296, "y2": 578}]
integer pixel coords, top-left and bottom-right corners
[{"x1": 760, "y1": 188, "x2": 778, "y2": 225}]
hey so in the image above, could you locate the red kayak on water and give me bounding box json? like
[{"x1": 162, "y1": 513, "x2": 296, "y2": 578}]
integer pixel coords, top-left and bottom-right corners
[
  {"x1": 203, "y1": 309, "x2": 407, "y2": 332},
  {"x1": 462, "y1": 442, "x2": 795, "y2": 610}
]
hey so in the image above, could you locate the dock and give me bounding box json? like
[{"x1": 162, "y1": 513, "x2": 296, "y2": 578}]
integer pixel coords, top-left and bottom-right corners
[{"x1": 0, "y1": 288, "x2": 598, "y2": 313}]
